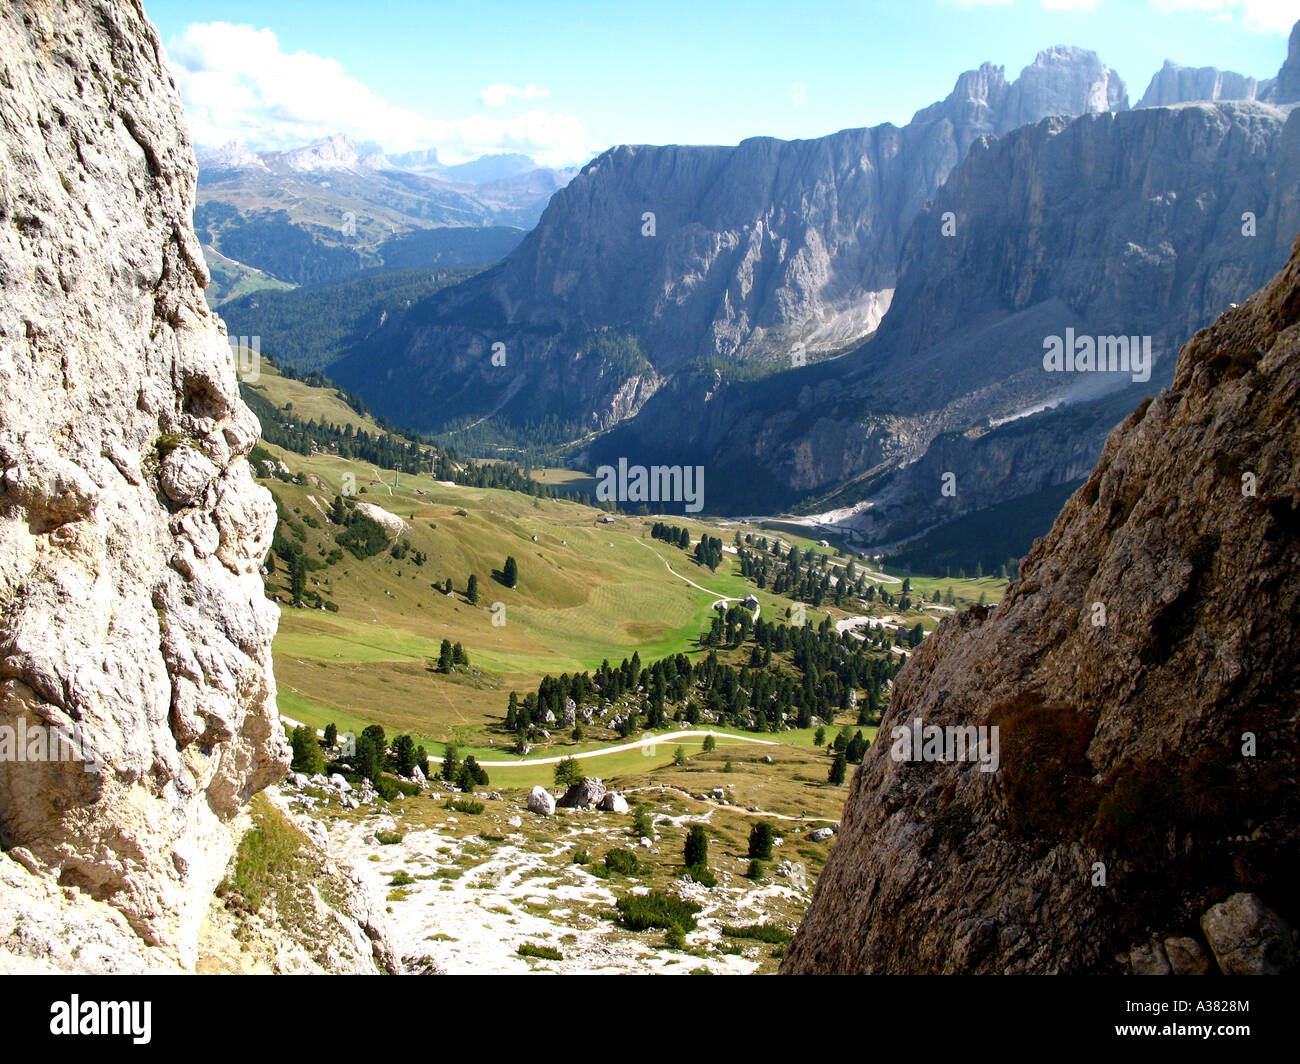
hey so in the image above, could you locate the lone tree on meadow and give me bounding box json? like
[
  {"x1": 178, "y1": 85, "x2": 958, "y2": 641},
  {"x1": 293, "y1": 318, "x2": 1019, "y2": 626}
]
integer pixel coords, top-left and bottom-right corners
[
  {"x1": 503, "y1": 555, "x2": 519, "y2": 588},
  {"x1": 467, "y1": 573, "x2": 479, "y2": 604},
  {"x1": 684, "y1": 825, "x2": 708, "y2": 869},
  {"x1": 748, "y1": 822, "x2": 774, "y2": 861},
  {"x1": 828, "y1": 751, "x2": 847, "y2": 785},
  {"x1": 555, "y1": 756, "x2": 582, "y2": 788}
]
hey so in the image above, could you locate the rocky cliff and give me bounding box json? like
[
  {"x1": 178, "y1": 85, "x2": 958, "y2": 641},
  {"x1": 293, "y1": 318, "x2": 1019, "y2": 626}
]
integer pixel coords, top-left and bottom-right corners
[
  {"x1": 781, "y1": 235, "x2": 1300, "y2": 974},
  {"x1": 591, "y1": 98, "x2": 1299, "y2": 536},
  {"x1": 0, "y1": 0, "x2": 385, "y2": 973},
  {"x1": 1137, "y1": 61, "x2": 1259, "y2": 108},
  {"x1": 328, "y1": 47, "x2": 1128, "y2": 438}
]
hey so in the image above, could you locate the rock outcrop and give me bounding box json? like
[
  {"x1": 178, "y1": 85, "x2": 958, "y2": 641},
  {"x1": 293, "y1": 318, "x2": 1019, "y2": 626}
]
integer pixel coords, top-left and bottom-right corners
[
  {"x1": 781, "y1": 235, "x2": 1300, "y2": 974},
  {"x1": 1260, "y1": 20, "x2": 1300, "y2": 105},
  {"x1": 557, "y1": 777, "x2": 606, "y2": 810},
  {"x1": 1137, "y1": 61, "x2": 1258, "y2": 109},
  {"x1": 0, "y1": 0, "x2": 283, "y2": 970}
]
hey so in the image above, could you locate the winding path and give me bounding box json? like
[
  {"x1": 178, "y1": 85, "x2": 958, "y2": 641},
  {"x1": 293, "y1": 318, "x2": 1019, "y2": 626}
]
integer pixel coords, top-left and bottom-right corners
[{"x1": 634, "y1": 538, "x2": 760, "y2": 621}]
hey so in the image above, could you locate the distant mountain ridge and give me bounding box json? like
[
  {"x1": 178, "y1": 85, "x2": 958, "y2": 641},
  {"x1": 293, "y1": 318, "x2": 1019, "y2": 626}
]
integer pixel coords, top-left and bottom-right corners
[
  {"x1": 326, "y1": 45, "x2": 1132, "y2": 437},
  {"x1": 194, "y1": 135, "x2": 577, "y2": 302}
]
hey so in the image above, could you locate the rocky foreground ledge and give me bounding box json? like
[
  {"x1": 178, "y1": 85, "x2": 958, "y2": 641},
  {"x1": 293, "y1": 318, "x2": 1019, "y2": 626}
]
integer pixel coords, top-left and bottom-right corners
[{"x1": 0, "y1": 1, "x2": 382, "y2": 972}]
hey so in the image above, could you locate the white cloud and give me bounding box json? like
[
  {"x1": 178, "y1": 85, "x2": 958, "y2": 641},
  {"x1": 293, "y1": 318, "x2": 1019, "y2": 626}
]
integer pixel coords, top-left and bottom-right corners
[
  {"x1": 163, "y1": 23, "x2": 592, "y2": 166},
  {"x1": 1148, "y1": 0, "x2": 1297, "y2": 33},
  {"x1": 479, "y1": 82, "x2": 551, "y2": 107}
]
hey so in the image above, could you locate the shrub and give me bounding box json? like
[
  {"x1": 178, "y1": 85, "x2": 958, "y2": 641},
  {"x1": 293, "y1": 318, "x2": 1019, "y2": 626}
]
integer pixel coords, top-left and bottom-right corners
[
  {"x1": 446, "y1": 798, "x2": 484, "y2": 815},
  {"x1": 572, "y1": 848, "x2": 591, "y2": 865},
  {"x1": 554, "y1": 756, "x2": 582, "y2": 788},
  {"x1": 745, "y1": 859, "x2": 765, "y2": 880},
  {"x1": 390, "y1": 871, "x2": 414, "y2": 886},
  {"x1": 748, "y1": 822, "x2": 774, "y2": 861},
  {"x1": 664, "y1": 926, "x2": 686, "y2": 950},
  {"x1": 517, "y1": 942, "x2": 562, "y2": 961},
  {"x1": 683, "y1": 864, "x2": 716, "y2": 887},
  {"x1": 603, "y1": 849, "x2": 640, "y2": 875},
  {"x1": 632, "y1": 809, "x2": 654, "y2": 839},
  {"x1": 615, "y1": 891, "x2": 701, "y2": 932},
  {"x1": 721, "y1": 923, "x2": 792, "y2": 944},
  {"x1": 373, "y1": 830, "x2": 404, "y2": 846}
]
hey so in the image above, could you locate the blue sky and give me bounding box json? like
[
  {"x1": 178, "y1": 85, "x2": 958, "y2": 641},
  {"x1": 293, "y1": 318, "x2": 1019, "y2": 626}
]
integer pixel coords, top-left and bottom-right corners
[{"x1": 143, "y1": 0, "x2": 1296, "y2": 166}]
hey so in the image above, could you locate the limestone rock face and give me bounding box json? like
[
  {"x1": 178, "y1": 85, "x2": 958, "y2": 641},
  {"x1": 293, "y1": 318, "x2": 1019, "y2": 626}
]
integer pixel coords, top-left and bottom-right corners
[
  {"x1": 781, "y1": 235, "x2": 1300, "y2": 974},
  {"x1": 1137, "y1": 61, "x2": 1258, "y2": 109},
  {"x1": 593, "y1": 99, "x2": 1300, "y2": 529},
  {"x1": 0, "y1": 1, "x2": 284, "y2": 970},
  {"x1": 1261, "y1": 21, "x2": 1300, "y2": 105}
]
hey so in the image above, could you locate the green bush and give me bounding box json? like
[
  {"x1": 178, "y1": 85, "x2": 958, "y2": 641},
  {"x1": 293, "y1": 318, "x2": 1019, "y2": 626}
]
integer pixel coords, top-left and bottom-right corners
[
  {"x1": 745, "y1": 859, "x2": 765, "y2": 880},
  {"x1": 683, "y1": 863, "x2": 716, "y2": 887},
  {"x1": 390, "y1": 870, "x2": 414, "y2": 886},
  {"x1": 615, "y1": 891, "x2": 701, "y2": 932},
  {"x1": 517, "y1": 942, "x2": 562, "y2": 961},
  {"x1": 446, "y1": 798, "x2": 484, "y2": 815},
  {"x1": 289, "y1": 725, "x2": 325, "y2": 776},
  {"x1": 603, "y1": 849, "x2": 640, "y2": 876},
  {"x1": 374, "y1": 830, "x2": 404, "y2": 845},
  {"x1": 684, "y1": 824, "x2": 708, "y2": 868},
  {"x1": 721, "y1": 923, "x2": 792, "y2": 944}
]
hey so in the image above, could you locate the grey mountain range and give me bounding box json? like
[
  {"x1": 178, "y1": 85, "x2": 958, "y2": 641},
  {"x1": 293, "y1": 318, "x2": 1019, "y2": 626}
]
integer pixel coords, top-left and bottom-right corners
[{"x1": 310, "y1": 27, "x2": 1299, "y2": 558}]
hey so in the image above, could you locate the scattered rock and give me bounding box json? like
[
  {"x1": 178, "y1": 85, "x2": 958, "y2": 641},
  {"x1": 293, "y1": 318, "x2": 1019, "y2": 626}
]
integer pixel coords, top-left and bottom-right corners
[
  {"x1": 1163, "y1": 936, "x2": 1210, "y2": 976},
  {"x1": 527, "y1": 786, "x2": 556, "y2": 817},
  {"x1": 599, "y1": 792, "x2": 630, "y2": 814},
  {"x1": 1200, "y1": 894, "x2": 1296, "y2": 975},
  {"x1": 557, "y1": 777, "x2": 607, "y2": 810}
]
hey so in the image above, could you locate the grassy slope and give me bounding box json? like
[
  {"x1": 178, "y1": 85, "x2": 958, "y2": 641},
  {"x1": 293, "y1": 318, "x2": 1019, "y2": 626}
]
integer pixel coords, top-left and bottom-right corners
[{"x1": 246, "y1": 366, "x2": 999, "y2": 785}]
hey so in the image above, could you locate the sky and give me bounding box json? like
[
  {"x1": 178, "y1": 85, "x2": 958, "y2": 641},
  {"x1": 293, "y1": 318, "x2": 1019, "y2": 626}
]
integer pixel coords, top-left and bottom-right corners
[{"x1": 143, "y1": 0, "x2": 1297, "y2": 167}]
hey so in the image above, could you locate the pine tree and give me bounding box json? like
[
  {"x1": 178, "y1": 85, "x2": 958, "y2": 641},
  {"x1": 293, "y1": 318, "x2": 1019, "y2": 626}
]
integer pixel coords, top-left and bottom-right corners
[
  {"x1": 438, "y1": 638, "x2": 454, "y2": 672},
  {"x1": 684, "y1": 825, "x2": 708, "y2": 868},
  {"x1": 829, "y1": 752, "x2": 847, "y2": 785},
  {"x1": 467, "y1": 573, "x2": 479, "y2": 604},
  {"x1": 290, "y1": 725, "x2": 324, "y2": 776},
  {"x1": 748, "y1": 822, "x2": 774, "y2": 861},
  {"x1": 440, "y1": 741, "x2": 460, "y2": 783},
  {"x1": 503, "y1": 555, "x2": 518, "y2": 588}
]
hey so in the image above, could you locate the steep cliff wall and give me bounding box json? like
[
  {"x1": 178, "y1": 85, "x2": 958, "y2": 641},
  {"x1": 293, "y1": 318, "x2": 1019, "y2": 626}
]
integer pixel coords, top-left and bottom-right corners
[
  {"x1": 781, "y1": 236, "x2": 1300, "y2": 974},
  {"x1": 0, "y1": 0, "x2": 279, "y2": 972}
]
